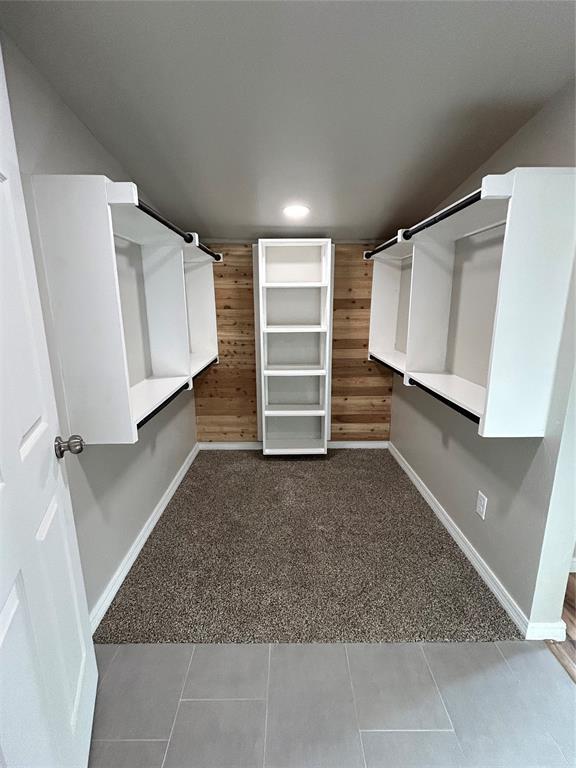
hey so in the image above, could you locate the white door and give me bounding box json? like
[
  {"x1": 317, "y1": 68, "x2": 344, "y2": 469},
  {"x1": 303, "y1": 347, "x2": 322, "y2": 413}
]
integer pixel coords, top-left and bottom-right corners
[{"x1": 0, "y1": 46, "x2": 97, "y2": 767}]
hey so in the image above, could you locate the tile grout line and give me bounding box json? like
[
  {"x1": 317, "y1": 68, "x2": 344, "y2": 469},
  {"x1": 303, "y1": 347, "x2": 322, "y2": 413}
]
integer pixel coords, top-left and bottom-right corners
[
  {"x1": 262, "y1": 643, "x2": 272, "y2": 768},
  {"x1": 180, "y1": 697, "x2": 266, "y2": 702},
  {"x1": 494, "y1": 640, "x2": 517, "y2": 676},
  {"x1": 160, "y1": 646, "x2": 196, "y2": 768},
  {"x1": 420, "y1": 644, "x2": 470, "y2": 766},
  {"x1": 419, "y1": 643, "x2": 456, "y2": 733},
  {"x1": 547, "y1": 732, "x2": 571, "y2": 767},
  {"x1": 495, "y1": 642, "x2": 570, "y2": 767},
  {"x1": 344, "y1": 644, "x2": 368, "y2": 768},
  {"x1": 359, "y1": 728, "x2": 456, "y2": 733},
  {"x1": 92, "y1": 738, "x2": 168, "y2": 743},
  {"x1": 95, "y1": 644, "x2": 121, "y2": 693}
]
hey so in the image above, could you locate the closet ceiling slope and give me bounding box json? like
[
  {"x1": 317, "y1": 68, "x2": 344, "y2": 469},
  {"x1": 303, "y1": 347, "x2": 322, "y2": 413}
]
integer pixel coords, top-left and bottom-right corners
[
  {"x1": 1, "y1": 1, "x2": 573, "y2": 239},
  {"x1": 31, "y1": 174, "x2": 219, "y2": 444},
  {"x1": 368, "y1": 167, "x2": 576, "y2": 437}
]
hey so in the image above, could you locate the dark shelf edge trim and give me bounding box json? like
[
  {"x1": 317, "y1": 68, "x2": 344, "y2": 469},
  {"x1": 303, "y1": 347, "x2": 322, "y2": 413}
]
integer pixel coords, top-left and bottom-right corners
[
  {"x1": 136, "y1": 382, "x2": 190, "y2": 430},
  {"x1": 369, "y1": 354, "x2": 404, "y2": 377},
  {"x1": 407, "y1": 378, "x2": 480, "y2": 424},
  {"x1": 192, "y1": 357, "x2": 218, "y2": 379},
  {"x1": 369, "y1": 355, "x2": 480, "y2": 423}
]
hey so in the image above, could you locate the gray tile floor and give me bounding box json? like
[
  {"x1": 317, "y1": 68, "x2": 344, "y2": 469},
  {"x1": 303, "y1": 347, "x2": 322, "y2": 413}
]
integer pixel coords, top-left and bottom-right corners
[{"x1": 91, "y1": 642, "x2": 575, "y2": 768}]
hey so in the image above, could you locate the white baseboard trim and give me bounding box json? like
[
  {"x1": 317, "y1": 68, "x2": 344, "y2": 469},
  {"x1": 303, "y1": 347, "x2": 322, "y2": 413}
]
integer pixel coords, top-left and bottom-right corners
[
  {"x1": 198, "y1": 441, "x2": 389, "y2": 451},
  {"x1": 525, "y1": 621, "x2": 567, "y2": 641},
  {"x1": 388, "y1": 442, "x2": 566, "y2": 642},
  {"x1": 571, "y1": 557, "x2": 576, "y2": 573},
  {"x1": 89, "y1": 443, "x2": 200, "y2": 632},
  {"x1": 197, "y1": 441, "x2": 262, "y2": 450},
  {"x1": 328, "y1": 441, "x2": 389, "y2": 449}
]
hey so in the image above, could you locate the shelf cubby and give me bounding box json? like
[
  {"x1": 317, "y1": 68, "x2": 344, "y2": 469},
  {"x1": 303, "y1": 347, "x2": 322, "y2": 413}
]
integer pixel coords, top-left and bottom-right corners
[
  {"x1": 263, "y1": 286, "x2": 326, "y2": 328},
  {"x1": 31, "y1": 175, "x2": 196, "y2": 444},
  {"x1": 265, "y1": 375, "x2": 326, "y2": 413},
  {"x1": 264, "y1": 331, "x2": 326, "y2": 372},
  {"x1": 264, "y1": 416, "x2": 326, "y2": 455},
  {"x1": 263, "y1": 243, "x2": 328, "y2": 284},
  {"x1": 256, "y1": 239, "x2": 333, "y2": 454},
  {"x1": 368, "y1": 168, "x2": 575, "y2": 437}
]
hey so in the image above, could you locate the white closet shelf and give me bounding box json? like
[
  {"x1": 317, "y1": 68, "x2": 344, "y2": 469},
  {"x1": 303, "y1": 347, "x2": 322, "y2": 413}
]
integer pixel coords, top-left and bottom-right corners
[
  {"x1": 411, "y1": 196, "x2": 508, "y2": 244},
  {"x1": 262, "y1": 282, "x2": 328, "y2": 288},
  {"x1": 264, "y1": 405, "x2": 325, "y2": 416},
  {"x1": 370, "y1": 349, "x2": 406, "y2": 374},
  {"x1": 110, "y1": 200, "x2": 182, "y2": 246},
  {"x1": 372, "y1": 242, "x2": 413, "y2": 261},
  {"x1": 264, "y1": 367, "x2": 326, "y2": 376},
  {"x1": 263, "y1": 437, "x2": 326, "y2": 455},
  {"x1": 190, "y1": 350, "x2": 218, "y2": 378},
  {"x1": 129, "y1": 376, "x2": 190, "y2": 424},
  {"x1": 264, "y1": 325, "x2": 327, "y2": 333},
  {"x1": 409, "y1": 372, "x2": 485, "y2": 418}
]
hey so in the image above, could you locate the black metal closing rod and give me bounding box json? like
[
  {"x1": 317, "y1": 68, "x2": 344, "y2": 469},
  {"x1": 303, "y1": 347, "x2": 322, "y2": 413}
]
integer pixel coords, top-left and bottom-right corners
[
  {"x1": 402, "y1": 189, "x2": 482, "y2": 241},
  {"x1": 137, "y1": 201, "x2": 222, "y2": 261},
  {"x1": 364, "y1": 188, "x2": 482, "y2": 260},
  {"x1": 136, "y1": 382, "x2": 190, "y2": 430},
  {"x1": 196, "y1": 242, "x2": 223, "y2": 261},
  {"x1": 364, "y1": 235, "x2": 399, "y2": 260},
  {"x1": 407, "y1": 378, "x2": 480, "y2": 424}
]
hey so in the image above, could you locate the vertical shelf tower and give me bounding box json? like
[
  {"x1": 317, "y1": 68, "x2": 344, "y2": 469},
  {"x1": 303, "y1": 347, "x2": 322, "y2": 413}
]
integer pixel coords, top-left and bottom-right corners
[{"x1": 255, "y1": 239, "x2": 334, "y2": 455}]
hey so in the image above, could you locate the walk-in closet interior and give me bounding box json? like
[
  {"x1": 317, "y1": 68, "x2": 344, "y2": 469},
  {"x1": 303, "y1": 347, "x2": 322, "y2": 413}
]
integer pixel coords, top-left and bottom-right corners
[{"x1": 0, "y1": 2, "x2": 575, "y2": 767}]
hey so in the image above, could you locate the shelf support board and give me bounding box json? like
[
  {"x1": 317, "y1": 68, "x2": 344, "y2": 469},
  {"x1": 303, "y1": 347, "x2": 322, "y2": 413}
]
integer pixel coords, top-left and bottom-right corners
[
  {"x1": 192, "y1": 356, "x2": 218, "y2": 379},
  {"x1": 407, "y1": 378, "x2": 480, "y2": 424},
  {"x1": 369, "y1": 354, "x2": 404, "y2": 377},
  {"x1": 136, "y1": 382, "x2": 190, "y2": 430}
]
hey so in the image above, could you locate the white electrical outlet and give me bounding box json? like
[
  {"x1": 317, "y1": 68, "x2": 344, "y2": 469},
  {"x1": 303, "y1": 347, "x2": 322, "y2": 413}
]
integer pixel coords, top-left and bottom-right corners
[{"x1": 476, "y1": 491, "x2": 488, "y2": 520}]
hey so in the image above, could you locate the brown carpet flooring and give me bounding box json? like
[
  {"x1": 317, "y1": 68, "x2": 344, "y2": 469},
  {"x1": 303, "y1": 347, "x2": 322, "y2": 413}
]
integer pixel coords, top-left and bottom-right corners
[{"x1": 94, "y1": 450, "x2": 521, "y2": 643}]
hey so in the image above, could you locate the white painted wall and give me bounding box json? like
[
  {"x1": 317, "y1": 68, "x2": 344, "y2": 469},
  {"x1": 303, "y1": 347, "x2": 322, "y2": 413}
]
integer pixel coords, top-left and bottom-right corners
[
  {"x1": 391, "y1": 79, "x2": 576, "y2": 626},
  {"x1": 0, "y1": 34, "x2": 198, "y2": 615}
]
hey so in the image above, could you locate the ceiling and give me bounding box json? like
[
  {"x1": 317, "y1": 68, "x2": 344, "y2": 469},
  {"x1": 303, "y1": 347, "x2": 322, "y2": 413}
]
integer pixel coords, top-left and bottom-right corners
[{"x1": 0, "y1": 1, "x2": 574, "y2": 240}]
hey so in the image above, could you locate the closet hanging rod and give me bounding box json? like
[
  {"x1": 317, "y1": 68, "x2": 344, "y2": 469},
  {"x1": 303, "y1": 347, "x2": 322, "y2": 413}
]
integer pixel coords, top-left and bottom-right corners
[
  {"x1": 363, "y1": 234, "x2": 398, "y2": 259},
  {"x1": 407, "y1": 378, "x2": 480, "y2": 424},
  {"x1": 195, "y1": 241, "x2": 223, "y2": 261},
  {"x1": 136, "y1": 382, "x2": 190, "y2": 430},
  {"x1": 364, "y1": 188, "x2": 482, "y2": 260},
  {"x1": 136, "y1": 201, "x2": 222, "y2": 261}
]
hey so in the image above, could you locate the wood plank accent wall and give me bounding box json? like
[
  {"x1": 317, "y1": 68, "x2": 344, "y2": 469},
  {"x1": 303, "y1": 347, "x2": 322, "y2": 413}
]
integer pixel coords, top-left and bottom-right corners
[
  {"x1": 194, "y1": 242, "x2": 392, "y2": 442},
  {"x1": 331, "y1": 244, "x2": 392, "y2": 440}
]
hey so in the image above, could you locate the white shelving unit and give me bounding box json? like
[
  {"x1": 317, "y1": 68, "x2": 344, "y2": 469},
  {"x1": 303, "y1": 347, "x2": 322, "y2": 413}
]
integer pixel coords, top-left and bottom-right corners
[
  {"x1": 255, "y1": 238, "x2": 333, "y2": 454},
  {"x1": 31, "y1": 175, "x2": 218, "y2": 444},
  {"x1": 368, "y1": 167, "x2": 575, "y2": 437}
]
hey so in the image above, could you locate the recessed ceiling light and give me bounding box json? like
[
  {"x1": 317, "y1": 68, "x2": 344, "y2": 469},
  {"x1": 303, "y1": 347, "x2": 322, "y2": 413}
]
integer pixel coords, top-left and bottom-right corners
[{"x1": 283, "y1": 203, "x2": 310, "y2": 220}]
